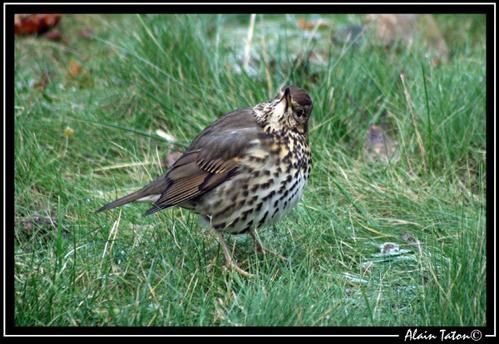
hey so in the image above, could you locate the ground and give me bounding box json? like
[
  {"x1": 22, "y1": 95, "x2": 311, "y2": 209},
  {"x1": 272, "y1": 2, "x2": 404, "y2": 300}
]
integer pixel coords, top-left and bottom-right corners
[{"x1": 14, "y1": 14, "x2": 486, "y2": 326}]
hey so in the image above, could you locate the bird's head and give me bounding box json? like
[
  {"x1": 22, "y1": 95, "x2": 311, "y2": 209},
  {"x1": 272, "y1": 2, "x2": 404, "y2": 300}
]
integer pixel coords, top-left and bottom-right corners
[{"x1": 255, "y1": 85, "x2": 313, "y2": 135}]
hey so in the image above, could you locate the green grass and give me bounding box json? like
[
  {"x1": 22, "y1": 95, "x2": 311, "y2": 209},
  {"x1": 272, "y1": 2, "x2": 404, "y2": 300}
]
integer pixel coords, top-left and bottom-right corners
[{"x1": 14, "y1": 14, "x2": 486, "y2": 326}]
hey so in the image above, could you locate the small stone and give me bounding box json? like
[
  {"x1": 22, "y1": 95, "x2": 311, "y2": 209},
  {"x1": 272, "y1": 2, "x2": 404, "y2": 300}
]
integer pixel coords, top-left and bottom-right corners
[{"x1": 380, "y1": 242, "x2": 400, "y2": 255}]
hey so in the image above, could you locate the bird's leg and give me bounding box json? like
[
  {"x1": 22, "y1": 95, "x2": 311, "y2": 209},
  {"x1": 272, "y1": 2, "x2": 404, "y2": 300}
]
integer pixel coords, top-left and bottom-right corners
[
  {"x1": 250, "y1": 230, "x2": 287, "y2": 261},
  {"x1": 214, "y1": 231, "x2": 253, "y2": 277}
]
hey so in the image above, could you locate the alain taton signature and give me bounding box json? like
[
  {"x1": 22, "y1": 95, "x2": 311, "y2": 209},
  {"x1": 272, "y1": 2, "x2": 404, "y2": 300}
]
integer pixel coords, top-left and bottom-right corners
[{"x1": 404, "y1": 329, "x2": 483, "y2": 341}]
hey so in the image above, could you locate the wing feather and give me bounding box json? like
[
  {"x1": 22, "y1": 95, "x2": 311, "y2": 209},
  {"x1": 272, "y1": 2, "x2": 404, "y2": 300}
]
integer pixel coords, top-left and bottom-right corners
[{"x1": 144, "y1": 108, "x2": 266, "y2": 215}]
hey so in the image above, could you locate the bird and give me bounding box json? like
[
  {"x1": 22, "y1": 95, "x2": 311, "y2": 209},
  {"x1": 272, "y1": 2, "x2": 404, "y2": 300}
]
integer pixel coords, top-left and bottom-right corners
[{"x1": 97, "y1": 85, "x2": 313, "y2": 276}]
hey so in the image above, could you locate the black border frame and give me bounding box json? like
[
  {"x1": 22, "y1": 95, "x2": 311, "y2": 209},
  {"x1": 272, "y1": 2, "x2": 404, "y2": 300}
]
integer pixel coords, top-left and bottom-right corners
[{"x1": 3, "y1": 1, "x2": 496, "y2": 338}]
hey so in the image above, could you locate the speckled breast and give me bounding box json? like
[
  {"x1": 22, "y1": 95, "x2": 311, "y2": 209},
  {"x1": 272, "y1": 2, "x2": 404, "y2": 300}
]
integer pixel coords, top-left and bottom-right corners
[{"x1": 194, "y1": 132, "x2": 311, "y2": 234}]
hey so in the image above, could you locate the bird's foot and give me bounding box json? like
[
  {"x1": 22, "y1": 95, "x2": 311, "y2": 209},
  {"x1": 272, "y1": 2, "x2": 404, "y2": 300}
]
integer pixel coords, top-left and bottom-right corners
[{"x1": 215, "y1": 230, "x2": 253, "y2": 277}]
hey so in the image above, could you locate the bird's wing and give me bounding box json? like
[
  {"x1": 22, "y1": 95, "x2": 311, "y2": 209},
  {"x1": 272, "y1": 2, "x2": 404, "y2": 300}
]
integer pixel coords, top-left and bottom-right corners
[{"x1": 145, "y1": 108, "x2": 264, "y2": 215}]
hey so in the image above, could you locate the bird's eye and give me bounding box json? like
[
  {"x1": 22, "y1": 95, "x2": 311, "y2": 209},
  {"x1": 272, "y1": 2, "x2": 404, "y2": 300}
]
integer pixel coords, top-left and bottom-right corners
[{"x1": 295, "y1": 108, "x2": 305, "y2": 117}]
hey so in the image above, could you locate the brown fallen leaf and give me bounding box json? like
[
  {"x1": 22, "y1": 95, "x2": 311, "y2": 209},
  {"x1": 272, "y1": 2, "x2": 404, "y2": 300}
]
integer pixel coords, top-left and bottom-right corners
[
  {"x1": 15, "y1": 14, "x2": 61, "y2": 35},
  {"x1": 364, "y1": 14, "x2": 418, "y2": 47},
  {"x1": 419, "y1": 14, "x2": 449, "y2": 64},
  {"x1": 364, "y1": 14, "x2": 449, "y2": 64},
  {"x1": 17, "y1": 212, "x2": 58, "y2": 238},
  {"x1": 44, "y1": 29, "x2": 62, "y2": 41},
  {"x1": 68, "y1": 59, "x2": 82, "y2": 78},
  {"x1": 363, "y1": 124, "x2": 400, "y2": 164},
  {"x1": 297, "y1": 18, "x2": 329, "y2": 31}
]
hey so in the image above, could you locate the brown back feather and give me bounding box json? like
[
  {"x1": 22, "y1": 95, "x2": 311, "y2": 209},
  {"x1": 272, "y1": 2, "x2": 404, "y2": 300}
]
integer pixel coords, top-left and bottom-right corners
[
  {"x1": 97, "y1": 107, "x2": 267, "y2": 215},
  {"x1": 143, "y1": 108, "x2": 263, "y2": 215}
]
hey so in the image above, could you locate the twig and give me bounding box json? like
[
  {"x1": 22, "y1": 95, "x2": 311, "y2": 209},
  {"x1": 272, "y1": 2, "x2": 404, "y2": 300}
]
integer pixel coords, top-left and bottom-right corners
[
  {"x1": 243, "y1": 14, "x2": 256, "y2": 72},
  {"x1": 400, "y1": 73, "x2": 426, "y2": 170},
  {"x1": 260, "y1": 31, "x2": 273, "y2": 98},
  {"x1": 99, "y1": 210, "x2": 122, "y2": 275},
  {"x1": 93, "y1": 161, "x2": 156, "y2": 172}
]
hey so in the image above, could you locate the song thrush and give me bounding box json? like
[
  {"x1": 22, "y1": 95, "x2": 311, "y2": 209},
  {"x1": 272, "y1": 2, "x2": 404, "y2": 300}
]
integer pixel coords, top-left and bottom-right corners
[{"x1": 97, "y1": 86, "x2": 313, "y2": 276}]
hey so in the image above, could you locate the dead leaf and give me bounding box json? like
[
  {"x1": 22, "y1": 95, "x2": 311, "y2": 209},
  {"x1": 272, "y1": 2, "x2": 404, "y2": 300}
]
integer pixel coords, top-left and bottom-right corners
[
  {"x1": 364, "y1": 14, "x2": 449, "y2": 64},
  {"x1": 364, "y1": 14, "x2": 418, "y2": 47},
  {"x1": 44, "y1": 29, "x2": 62, "y2": 41},
  {"x1": 68, "y1": 60, "x2": 82, "y2": 78},
  {"x1": 419, "y1": 14, "x2": 449, "y2": 64},
  {"x1": 17, "y1": 212, "x2": 57, "y2": 238},
  {"x1": 297, "y1": 18, "x2": 329, "y2": 31},
  {"x1": 363, "y1": 124, "x2": 400, "y2": 164},
  {"x1": 15, "y1": 14, "x2": 61, "y2": 35}
]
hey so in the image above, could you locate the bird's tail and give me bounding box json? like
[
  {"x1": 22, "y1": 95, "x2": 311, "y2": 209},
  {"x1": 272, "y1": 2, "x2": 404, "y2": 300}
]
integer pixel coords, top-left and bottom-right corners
[{"x1": 96, "y1": 176, "x2": 166, "y2": 213}]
